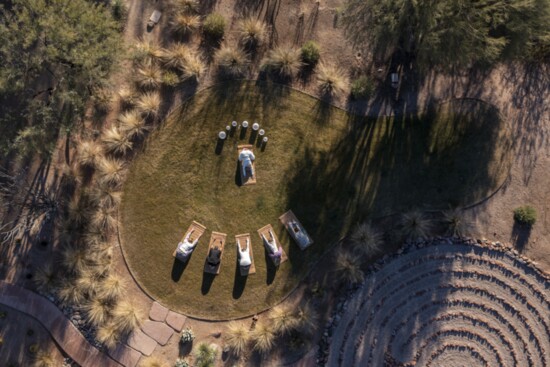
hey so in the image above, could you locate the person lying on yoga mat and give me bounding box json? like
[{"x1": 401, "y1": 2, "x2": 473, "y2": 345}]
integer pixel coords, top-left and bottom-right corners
[
  {"x1": 207, "y1": 243, "x2": 222, "y2": 265},
  {"x1": 176, "y1": 230, "x2": 198, "y2": 257},
  {"x1": 237, "y1": 238, "x2": 252, "y2": 267},
  {"x1": 261, "y1": 230, "x2": 282, "y2": 259},
  {"x1": 238, "y1": 148, "x2": 255, "y2": 177}
]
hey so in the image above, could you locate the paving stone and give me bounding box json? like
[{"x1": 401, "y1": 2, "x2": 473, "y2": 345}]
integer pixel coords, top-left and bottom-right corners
[
  {"x1": 149, "y1": 302, "x2": 169, "y2": 322},
  {"x1": 141, "y1": 320, "x2": 175, "y2": 346},
  {"x1": 165, "y1": 310, "x2": 187, "y2": 332},
  {"x1": 109, "y1": 343, "x2": 142, "y2": 367},
  {"x1": 126, "y1": 329, "x2": 157, "y2": 356}
]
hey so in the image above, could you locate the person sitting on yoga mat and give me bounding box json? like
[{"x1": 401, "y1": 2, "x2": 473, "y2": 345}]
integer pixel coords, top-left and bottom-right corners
[
  {"x1": 207, "y1": 242, "x2": 222, "y2": 265},
  {"x1": 238, "y1": 148, "x2": 255, "y2": 177},
  {"x1": 237, "y1": 238, "x2": 252, "y2": 267},
  {"x1": 177, "y1": 230, "x2": 198, "y2": 257}
]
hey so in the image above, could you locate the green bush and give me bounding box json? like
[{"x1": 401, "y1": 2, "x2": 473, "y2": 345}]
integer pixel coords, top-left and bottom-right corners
[
  {"x1": 301, "y1": 41, "x2": 320, "y2": 65},
  {"x1": 513, "y1": 206, "x2": 537, "y2": 226},
  {"x1": 162, "y1": 71, "x2": 180, "y2": 87},
  {"x1": 111, "y1": 0, "x2": 127, "y2": 22},
  {"x1": 203, "y1": 13, "x2": 226, "y2": 41},
  {"x1": 194, "y1": 343, "x2": 216, "y2": 367},
  {"x1": 350, "y1": 76, "x2": 376, "y2": 100}
]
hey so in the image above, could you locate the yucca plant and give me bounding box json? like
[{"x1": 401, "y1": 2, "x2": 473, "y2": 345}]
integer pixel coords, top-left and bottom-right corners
[
  {"x1": 350, "y1": 222, "x2": 382, "y2": 256},
  {"x1": 96, "y1": 322, "x2": 120, "y2": 350},
  {"x1": 442, "y1": 208, "x2": 470, "y2": 237},
  {"x1": 97, "y1": 157, "x2": 125, "y2": 187},
  {"x1": 171, "y1": 13, "x2": 201, "y2": 36},
  {"x1": 237, "y1": 17, "x2": 267, "y2": 48},
  {"x1": 173, "y1": 0, "x2": 199, "y2": 14},
  {"x1": 136, "y1": 92, "x2": 161, "y2": 118},
  {"x1": 139, "y1": 355, "x2": 170, "y2": 367},
  {"x1": 262, "y1": 46, "x2": 302, "y2": 78},
  {"x1": 194, "y1": 343, "x2": 217, "y2": 367},
  {"x1": 270, "y1": 305, "x2": 299, "y2": 335},
  {"x1": 335, "y1": 251, "x2": 364, "y2": 285},
  {"x1": 215, "y1": 45, "x2": 249, "y2": 77},
  {"x1": 400, "y1": 210, "x2": 432, "y2": 241},
  {"x1": 112, "y1": 300, "x2": 143, "y2": 335},
  {"x1": 92, "y1": 183, "x2": 122, "y2": 209},
  {"x1": 91, "y1": 206, "x2": 118, "y2": 233},
  {"x1": 182, "y1": 53, "x2": 205, "y2": 81},
  {"x1": 317, "y1": 62, "x2": 348, "y2": 97},
  {"x1": 34, "y1": 262, "x2": 58, "y2": 293},
  {"x1": 136, "y1": 61, "x2": 163, "y2": 90},
  {"x1": 102, "y1": 127, "x2": 133, "y2": 155},
  {"x1": 251, "y1": 321, "x2": 276, "y2": 355},
  {"x1": 224, "y1": 322, "x2": 250, "y2": 356},
  {"x1": 77, "y1": 140, "x2": 103, "y2": 168},
  {"x1": 100, "y1": 273, "x2": 126, "y2": 302},
  {"x1": 162, "y1": 43, "x2": 191, "y2": 70},
  {"x1": 33, "y1": 349, "x2": 55, "y2": 367},
  {"x1": 83, "y1": 297, "x2": 112, "y2": 327}
]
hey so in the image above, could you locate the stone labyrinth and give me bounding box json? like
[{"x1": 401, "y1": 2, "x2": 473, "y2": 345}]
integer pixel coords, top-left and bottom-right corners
[{"x1": 323, "y1": 239, "x2": 550, "y2": 367}]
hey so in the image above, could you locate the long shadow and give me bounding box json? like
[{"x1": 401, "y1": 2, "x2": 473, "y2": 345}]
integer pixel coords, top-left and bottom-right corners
[
  {"x1": 171, "y1": 258, "x2": 190, "y2": 282},
  {"x1": 264, "y1": 248, "x2": 277, "y2": 285},
  {"x1": 511, "y1": 222, "x2": 532, "y2": 252},
  {"x1": 201, "y1": 272, "x2": 216, "y2": 295},
  {"x1": 232, "y1": 260, "x2": 248, "y2": 299}
]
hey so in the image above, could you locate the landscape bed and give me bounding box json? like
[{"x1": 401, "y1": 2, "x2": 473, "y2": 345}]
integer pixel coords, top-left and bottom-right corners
[{"x1": 119, "y1": 81, "x2": 512, "y2": 319}]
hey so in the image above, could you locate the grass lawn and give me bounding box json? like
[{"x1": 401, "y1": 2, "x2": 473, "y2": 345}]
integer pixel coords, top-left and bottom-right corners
[{"x1": 119, "y1": 81, "x2": 512, "y2": 319}]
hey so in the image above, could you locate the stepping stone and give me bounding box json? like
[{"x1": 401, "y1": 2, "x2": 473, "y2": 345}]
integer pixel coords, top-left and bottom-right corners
[
  {"x1": 108, "y1": 343, "x2": 142, "y2": 367},
  {"x1": 141, "y1": 320, "x2": 174, "y2": 346},
  {"x1": 126, "y1": 329, "x2": 157, "y2": 356},
  {"x1": 165, "y1": 310, "x2": 187, "y2": 332},
  {"x1": 149, "y1": 302, "x2": 169, "y2": 322}
]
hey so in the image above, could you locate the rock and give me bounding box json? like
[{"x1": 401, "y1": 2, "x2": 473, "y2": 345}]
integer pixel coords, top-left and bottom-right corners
[
  {"x1": 165, "y1": 310, "x2": 187, "y2": 332},
  {"x1": 126, "y1": 329, "x2": 157, "y2": 356},
  {"x1": 141, "y1": 320, "x2": 175, "y2": 346},
  {"x1": 149, "y1": 302, "x2": 169, "y2": 322}
]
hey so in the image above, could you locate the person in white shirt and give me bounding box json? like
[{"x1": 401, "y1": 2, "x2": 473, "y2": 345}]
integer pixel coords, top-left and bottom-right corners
[
  {"x1": 261, "y1": 230, "x2": 282, "y2": 263},
  {"x1": 239, "y1": 148, "x2": 255, "y2": 177},
  {"x1": 237, "y1": 238, "x2": 252, "y2": 267},
  {"x1": 176, "y1": 230, "x2": 198, "y2": 258}
]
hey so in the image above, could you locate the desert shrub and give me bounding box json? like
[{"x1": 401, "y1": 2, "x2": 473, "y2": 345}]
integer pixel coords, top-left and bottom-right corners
[
  {"x1": 83, "y1": 297, "x2": 111, "y2": 327},
  {"x1": 301, "y1": 40, "x2": 320, "y2": 65},
  {"x1": 92, "y1": 183, "x2": 122, "y2": 209},
  {"x1": 513, "y1": 206, "x2": 537, "y2": 226},
  {"x1": 296, "y1": 303, "x2": 317, "y2": 334},
  {"x1": 270, "y1": 305, "x2": 299, "y2": 335},
  {"x1": 77, "y1": 140, "x2": 103, "y2": 168},
  {"x1": 92, "y1": 88, "x2": 113, "y2": 112},
  {"x1": 102, "y1": 127, "x2": 133, "y2": 155},
  {"x1": 136, "y1": 61, "x2": 163, "y2": 90},
  {"x1": 173, "y1": 358, "x2": 190, "y2": 367},
  {"x1": 111, "y1": 0, "x2": 127, "y2": 22},
  {"x1": 99, "y1": 274, "x2": 125, "y2": 302},
  {"x1": 118, "y1": 110, "x2": 149, "y2": 139},
  {"x1": 91, "y1": 206, "x2": 118, "y2": 233},
  {"x1": 162, "y1": 71, "x2": 180, "y2": 87},
  {"x1": 182, "y1": 53, "x2": 205, "y2": 81},
  {"x1": 400, "y1": 211, "x2": 432, "y2": 240},
  {"x1": 97, "y1": 157, "x2": 125, "y2": 187},
  {"x1": 237, "y1": 18, "x2": 267, "y2": 48},
  {"x1": 171, "y1": 13, "x2": 201, "y2": 36},
  {"x1": 442, "y1": 208, "x2": 470, "y2": 236},
  {"x1": 58, "y1": 280, "x2": 85, "y2": 305},
  {"x1": 136, "y1": 92, "x2": 161, "y2": 117},
  {"x1": 251, "y1": 322, "x2": 275, "y2": 355},
  {"x1": 350, "y1": 222, "x2": 382, "y2": 256},
  {"x1": 224, "y1": 322, "x2": 249, "y2": 356},
  {"x1": 173, "y1": 0, "x2": 199, "y2": 14},
  {"x1": 66, "y1": 195, "x2": 91, "y2": 228},
  {"x1": 33, "y1": 262, "x2": 57, "y2": 293},
  {"x1": 112, "y1": 301, "x2": 143, "y2": 335},
  {"x1": 350, "y1": 75, "x2": 376, "y2": 100},
  {"x1": 180, "y1": 328, "x2": 195, "y2": 344},
  {"x1": 317, "y1": 62, "x2": 348, "y2": 97},
  {"x1": 335, "y1": 251, "x2": 364, "y2": 285},
  {"x1": 60, "y1": 244, "x2": 88, "y2": 274},
  {"x1": 96, "y1": 322, "x2": 120, "y2": 350},
  {"x1": 215, "y1": 45, "x2": 249, "y2": 77},
  {"x1": 203, "y1": 13, "x2": 225, "y2": 41},
  {"x1": 262, "y1": 46, "x2": 302, "y2": 78},
  {"x1": 133, "y1": 41, "x2": 163, "y2": 64},
  {"x1": 162, "y1": 43, "x2": 191, "y2": 70},
  {"x1": 117, "y1": 86, "x2": 136, "y2": 108},
  {"x1": 194, "y1": 343, "x2": 217, "y2": 367}
]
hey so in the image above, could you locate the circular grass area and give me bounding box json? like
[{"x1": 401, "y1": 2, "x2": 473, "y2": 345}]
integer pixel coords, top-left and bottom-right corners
[{"x1": 119, "y1": 81, "x2": 513, "y2": 319}]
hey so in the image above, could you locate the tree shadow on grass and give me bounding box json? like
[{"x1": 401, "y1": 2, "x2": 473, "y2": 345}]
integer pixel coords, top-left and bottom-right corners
[{"x1": 511, "y1": 222, "x2": 532, "y2": 252}]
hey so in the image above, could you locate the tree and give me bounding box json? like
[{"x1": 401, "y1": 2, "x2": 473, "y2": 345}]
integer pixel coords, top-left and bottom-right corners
[
  {"x1": 342, "y1": 0, "x2": 550, "y2": 69},
  {"x1": 0, "y1": 0, "x2": 122, "y2": 154}
]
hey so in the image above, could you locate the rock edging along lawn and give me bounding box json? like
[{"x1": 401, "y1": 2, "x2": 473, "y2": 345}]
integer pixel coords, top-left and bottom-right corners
[{"x1": 0, "y1": 281, "x2": 123, "y2": 367}]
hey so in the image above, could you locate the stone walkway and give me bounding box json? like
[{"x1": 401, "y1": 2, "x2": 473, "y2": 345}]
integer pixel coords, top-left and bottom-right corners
[{"x1": 0, "y1": 281, "x2": 188, "y2": 367}]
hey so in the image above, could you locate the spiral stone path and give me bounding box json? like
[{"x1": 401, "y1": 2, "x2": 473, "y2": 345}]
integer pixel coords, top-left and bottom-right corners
[{"x1": 322, "y1": 238, "x2": 550, "y2": 367}]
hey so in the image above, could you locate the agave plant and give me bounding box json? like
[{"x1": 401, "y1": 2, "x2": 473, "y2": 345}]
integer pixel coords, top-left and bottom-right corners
[
  {"x1": 102, "y1": 126, "x2": 133, "y2": 155},
  {"x1": 262, "y1": 46, "x2": 302, "y2": 78},
  {"x1": 350, "y1": 222, "x2": 382, "y2": 256},
  {"x1": 224, "y1": 322, "x2": 249, "y2": 356},
  {"x1": 316, "y1": 62, "x2": 349, "y2": 97},
  {"x1": 237, "y1": 17, "x2": 268, "y2": 48},
  {"x1": 215, "y1": 45, "x2": 249, "y2": 77},
  {"x1": 251, "y1": 321, "x2": 276, "y2": 355}
]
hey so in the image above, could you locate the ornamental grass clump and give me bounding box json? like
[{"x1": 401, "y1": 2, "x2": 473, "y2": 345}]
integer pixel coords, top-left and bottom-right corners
[
  {"x1": 97, "y1": 157, "x2": 125, "y2": 187},
  {"x1": 262, "y1": 46, "x2": 302, "y2": 78},
  {"x1": 301, "y1": 40, "x2": 320, "y2": 65},
  {"x1": 400, "y1": 210, "x2": 432, "y2": 241},
  {"x1": 442, "y1": 208, "x2": 471, "y2": 236},
  {"x1": 136, "y1": 61, "x2": 163, "y2": 90},
  {"x1": 162, "y1": 43, "x2": 191, "y2": 70},
  {"x1": 139, "y1": 356, "x2": 170, "y2": 367},
  {"x1": 118, "y1": 110, "x2": 149, "y2": 139},
  {"x1": 224, "y1": 322, "x2": 249, "y2": 356},
  {"x1": 237, "y1": 17, "x2": 267, "y2": 48},
  {"x1": 102, "y1": 127, "x2": 133, "y2": 155},
  {"x1": 316, "y1": 62, "x2": 348, "y2": 98},
  {"x1": 92, "y1": 183, "x2": 122, "y2": 209},
  {"x1": 112, "y1": 300, "x2": 143, "y2": 335},
  {"x1": 270, "y1": 305, "x2": 299, "y2": 335},
  {"x1": 77, "y1": 140, "x2": 103, "y2": 168},
  {"x1": 173, "y1": 0, "x2": 199, "y2": 14},
  {"x1": 182, "y1": 53, "x2": 205, "y2": 81},
  {"x1": 96, "y1": 322, "x2": 120, "y2": 350},
  {"x1": 350, "y1": 222, "x2": 382, "y2": 256},
  {"x1": 215, "y1": 45, "x2": 249, "y2": 77},
  {"x1": 91, "y1": 206, "x2": 118, "y2": 233},
  {"x1": 335, "y1": 251, "x2": 364, "y2": 285},
  {"x1": 203, "y1": 13, "x2": 226, "y2": 41},
  {"x1": 33, "y1": 262, "x2": 57, "y2": 293},
  {"x1": 83, "y1": 297, "x2": 112, "y2": 327},
  {"x1": 251, "y1": 322, "x2": 275, "y2": 355},
  {"x1": 171, "y1": 13, "x2": 201, "y2": 36},
  {"x1": 136, "y1": 92, "x2": 161, "y2": 118}
]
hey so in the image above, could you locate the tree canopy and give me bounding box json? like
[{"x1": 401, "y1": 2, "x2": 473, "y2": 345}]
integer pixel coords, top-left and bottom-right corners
[
  {"x1": 342, "y1": 0, "x2": 550, "y2": 69},
  {"x1": 0, "y1": 0, "x2": 122, "y2": 155}
]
